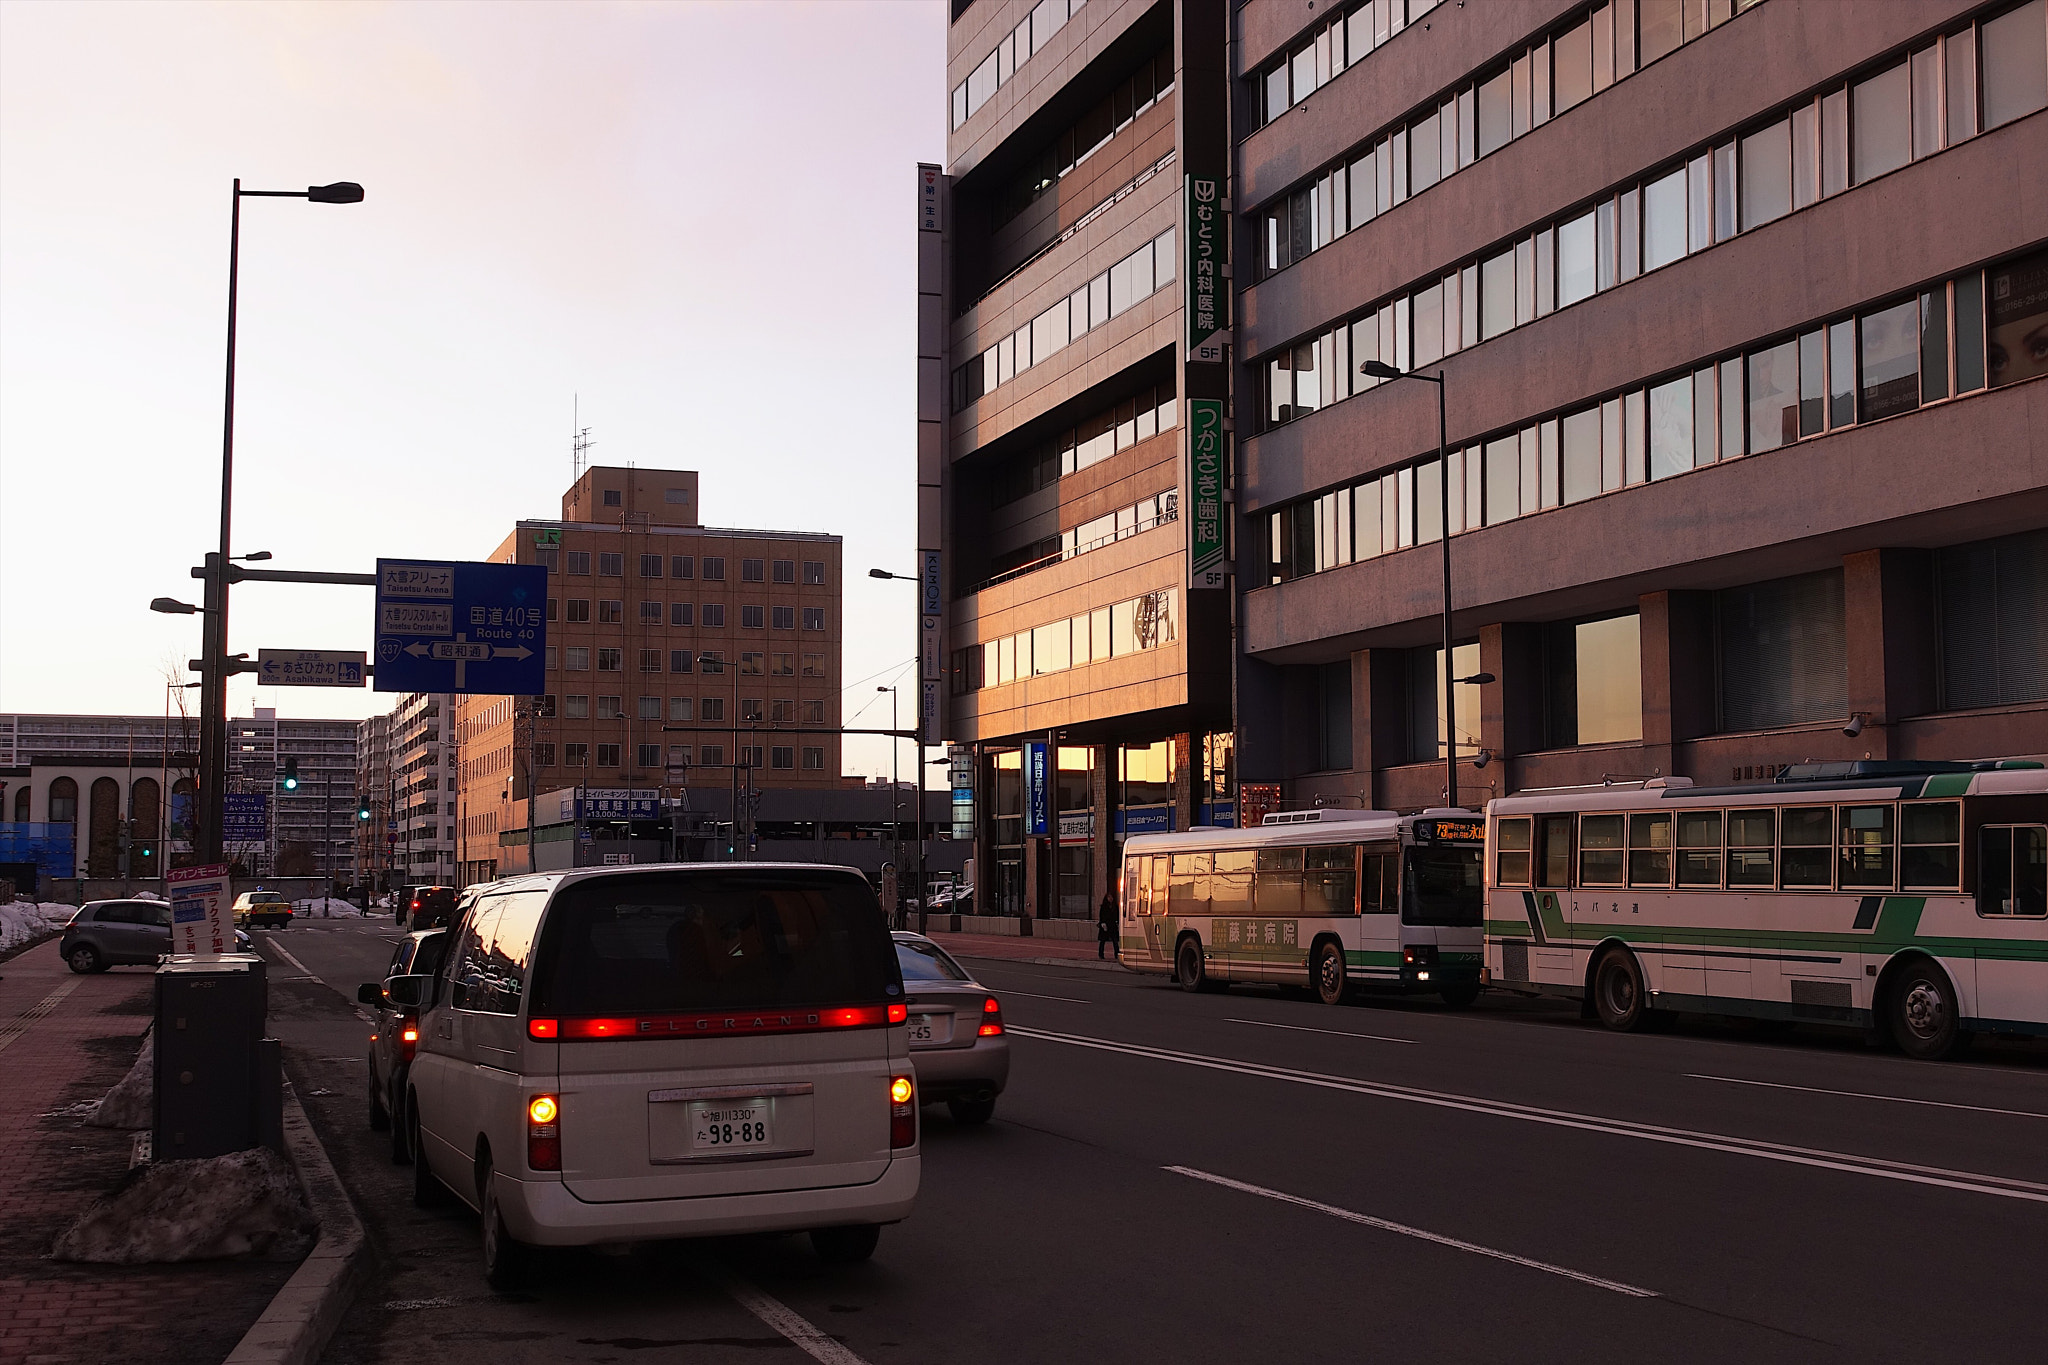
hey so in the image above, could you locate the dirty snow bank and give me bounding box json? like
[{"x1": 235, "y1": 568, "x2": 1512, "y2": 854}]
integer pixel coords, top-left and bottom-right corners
[
  {"x1": 52, "y1": 1146, "x2": 316, "y2": 1264},
  {"x1": 1, "y1": 901, "x2": 75, "y2": 953},
  {"x1": 89, "y1": 1031, "x2": 154, "y2": 1129},
  {"x1": 293, "y1": 897, "x2": 363, "y2": 919}
]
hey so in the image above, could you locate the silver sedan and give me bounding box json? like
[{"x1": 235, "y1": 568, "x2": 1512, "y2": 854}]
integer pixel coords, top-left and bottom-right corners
[{"x1": 891, "y1": 931, "x2": 1009, "y2": 1126}]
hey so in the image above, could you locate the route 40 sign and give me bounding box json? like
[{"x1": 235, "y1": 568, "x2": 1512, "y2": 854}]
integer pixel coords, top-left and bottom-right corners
[{"x1": 373, "y1": 559, "x2": 546, "y2": 696}]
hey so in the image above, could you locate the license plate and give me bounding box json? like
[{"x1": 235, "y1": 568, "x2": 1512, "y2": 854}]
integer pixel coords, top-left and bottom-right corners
[
  {"x1": 908, "y1": 1016, "x2": 935, "y2": 1044},
  {"x1": 690, "y1": 1102, "x2": 772, "y2": 1151}
]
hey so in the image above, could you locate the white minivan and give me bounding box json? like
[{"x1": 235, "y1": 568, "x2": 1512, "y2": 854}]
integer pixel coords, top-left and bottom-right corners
[{"x1": 389, "y1": 864, "x2": 919, "y2": 1285}]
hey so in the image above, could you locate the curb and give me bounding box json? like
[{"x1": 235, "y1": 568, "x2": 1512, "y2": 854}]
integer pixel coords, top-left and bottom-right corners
[
  {"x1": 950, "y1": 953, "x2": 1132, "y2": 974},
  {"x1": 223, "y1": 1083, "x2": 366, "y2": 1365}
]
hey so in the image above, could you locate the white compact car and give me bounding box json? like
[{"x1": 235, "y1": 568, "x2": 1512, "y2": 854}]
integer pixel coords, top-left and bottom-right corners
[{"x1": 389, "y1": 864, "x2": 919, "y2": 1286}]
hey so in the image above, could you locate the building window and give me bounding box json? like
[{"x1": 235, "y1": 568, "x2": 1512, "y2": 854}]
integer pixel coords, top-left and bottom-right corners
[
  {"x1": 803, "y1": 607, "x2": 826, "y2": 630},
  {"x1": 771, "y1": 746, "x2": 795, "y2": 770},
  {"x1": 535, "y1": 743, "x2": 556, "y2": 767},
  {"x1": 564, "y1": 743, "x2": 589, "y2": 767},
  {"x1": 703, "y1": 556, "x2": 726, "y2": 580},
  {"x1": 47, "y1": 778, "x2": 78, "y2": 824},
  {"x1": 597, "y1": 648, "x2": 623, "y2": 672},
  {"x1": 565, "y1": 647, "x2": 590, "y2": 672},
  {"x1": 669, "y1": 649, "x2": 694, "y2": 674},
  {"x1": 545, "y1": 646, "x2": 559, "y2": 670},
  {"x1": 771, "y1": 653, "x2": 794, "y2": 676},
  {"x1": 772, "y1": 559, "x2": 795, "y2": 584},
  {"x1": 1938, "y1": 529, "x2": 2048, "y2": 710},
  {"x1": 803, "y1": 560, "x2": 825, "y2": 585},
  {"x1": 639, "y1": 600, "x2": 662, "y2": 622},
  {"x1": 536, "y1": 547, "x2": 559, "y2": 573},
  {"x1": 597, "y1": 743, "x2": 621, "y2": 767},
  {"x1": 598, "y1": 600, "x2": 623, "y2": 623},
  {"x1": 772, "y1": 606, "x2": 795, "y2": 630},
  {"x1": 1717, "y1": 570, "x2": 1847, "y2": 732},
  {"x1": 669, "y1": 696, "x2": 693, "y2": 721},
  {"x1": 701, "y1": 744, "x2": 725, "y2": 766},
  {"x1": 740, "y1": 652, "x2": 765, "y2": 675},
  {"x1": 702, "y1": 697, "x2": 726, "y2": 721},
  {"x1": 638, "y1": 649, "x2": 661, "y2": 672},
  {"x1": 639, "y1": 554, "x2": 663, "y2": 578},
  {"x1": 801, "y1": 699, "x2": 825, "y2": 724},
  {"x1": 771, "y1": 699, "x2": 794, "y2": 722},
  {"x1": 742, "y1": 698, "x2": 765, "y2": 722},
  {"x1": 742, "y1": 746, "x2": 763, "y2": 769},
  {"x1": 671, "y1": 601, "x2": 693, "y2": 626},
  {"x1": 743, "y1": 558, "x2": 765, "y2": 582},
  {"x1": 596, "y1": 696, "x2": 623, "y2": 719},
  {"x1": 637, "y1": 743, "x2": 661, "y2": 768},
  {"x1": 702, "y1": 604, "x2": 726, "y2": 627},
  {"x1": 671, "y1": 555, "x2": 694, "y2": 579},
  {"x1": 700, "y1": 651, "x2": 724, "y2": 673},
  {"x1": 537, "y1": 694, "x2": 557, "y2": 717},
  {"x1": 638, "y1": 695, "x2": 661, "y2": 720},
  {"x1": 546, "y1": 597, "x2": 559, "y2": 622},
  {"x1": 599, "y1": 553, "x2": 624, "y2": 576},
  {"x1": 565, "y1": 695, "x2": 590, "y2": 718},
  {"x1": 567, "y1": 551, "x2": 590, "y2": 575},
  {"x1": 802, "y1": 653, "x2": 826, "y2": 678},
  {"x1": 566, "y1": 599, "x2": 591, "y2": 622},
  {"x1": 603, "y1": 489, "x2": 622, "y2": 507},
  {"x1": 667, "y1": 744, "x2": 692, "y2": 766},
  {"x1": 1407, "y1": 642, "x2": 1482, "y2": 763},
  {"x1": 742, "y1": 605, "x2": 765, "y2": 629},
  {"x1": 802, "y1": 746, "x2": 825, "y2": 770},
  {"x1": 1543, "y1": 613, "x2": 1643, "y2": 747}
]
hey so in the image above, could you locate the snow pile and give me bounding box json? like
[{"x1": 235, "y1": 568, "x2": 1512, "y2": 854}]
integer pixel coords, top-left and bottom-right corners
[
  {"x1": 294, "y1": 897, "x2": 363, "y2": 919},
  {"x1": 89, "y1": 1031, "x2": 154, "y2": 1129},
  {"x1": 132, "y1": 890, "x2": 164, "y2": 902},
  {"x1": 52, "y1": 1147, "x2": 316, "y2": 1264},
  {"x1": 1, "y1": 901, "x2": 72, "y2": 953}
]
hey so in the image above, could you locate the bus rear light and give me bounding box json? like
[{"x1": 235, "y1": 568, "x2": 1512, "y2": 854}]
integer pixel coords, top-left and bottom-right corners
[
  {"x1": 978, "y1": 996, "x2": 1004, "y2": 1037},
  {"x1": 527, "y1": 1093, "x2": 561, "y2": 1171},
  {"x1": 889, "y1": 1074, "x2": 916, "y2": 1148}
]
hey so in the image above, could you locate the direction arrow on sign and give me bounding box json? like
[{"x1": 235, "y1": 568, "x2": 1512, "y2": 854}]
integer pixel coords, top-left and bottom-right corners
[{"x1": 374, "y1": 559, "x2": 546, "y2": 695}]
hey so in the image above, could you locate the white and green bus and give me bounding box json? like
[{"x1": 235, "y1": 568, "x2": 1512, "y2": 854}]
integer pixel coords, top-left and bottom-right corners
[
  {"x1": 1483, "y1": 760, "x2": 2048, "y2": 1059},
  {"x1": 1119, "y1": 809, "x2": 1486, "y2": 1006}
]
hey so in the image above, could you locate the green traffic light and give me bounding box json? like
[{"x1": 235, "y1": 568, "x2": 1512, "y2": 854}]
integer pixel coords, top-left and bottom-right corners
[{"x1": 283, "y1": 757, "x2": 299, "y2": 791}]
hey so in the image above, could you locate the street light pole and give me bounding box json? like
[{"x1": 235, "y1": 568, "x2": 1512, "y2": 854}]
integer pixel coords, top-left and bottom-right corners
[
  {"x1": 880, "y1": 685, "x2": 899, "y2": 920},
  {"x1": 868, "y1": 568, "x2": 927, "y2": 926}
]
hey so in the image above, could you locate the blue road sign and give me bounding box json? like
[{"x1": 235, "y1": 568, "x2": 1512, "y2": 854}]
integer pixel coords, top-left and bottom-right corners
[
  {"x1": 373, "y1": 559, "x2": 546, "y2": 695},
  {"x1": 223, "y1": 793, "x2": 269, "y2": 843}
]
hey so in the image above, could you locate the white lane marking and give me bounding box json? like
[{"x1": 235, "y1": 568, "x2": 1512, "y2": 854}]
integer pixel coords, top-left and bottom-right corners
[
  {"x1": 1230, "y1": 1018, "x2": 1417, "y2": 1045},
  {"x1": 998, "y1": 989, "x2": 1093, "y2": 1004},
  {"x1": 1009, "y1": 1026, "x2": 2048, "y2": 1204},
  {"x1": 264, "y1": 937, "x2": 320, "y2": 981},
  {"x1": 0, "y1": 977, "x2": 84, "y2": 1057},
  {"x1": 1167, "y1": 1165, "x2": 1658, "y2": 1298},
  {"x1": 1688, "y1": 1073, "x2": 2048, "y2": 1120},
  {"x1": 708, "y1": 1270, "x2": 873, "y2": 1365}
]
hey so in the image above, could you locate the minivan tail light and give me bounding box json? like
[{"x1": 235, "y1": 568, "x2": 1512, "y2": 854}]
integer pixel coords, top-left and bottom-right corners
[
  {"x1": 527, "y1": 1018, "x2": 559, "y2": 1039},
  {"x1": 399, "y1": 1019, "x2": 419, "y2": 1062},
  {"x1": 541, "y1": 1005, "x2": 902, "y2": 1041},
  {"x1": 527, "y1": 1093, "x2": 561, "y2": 1171},
  {"x1": 978, "y1": 996, "x2": 1004, "y2": 1037},
  {"x1": 889, "y1": 1074, "x2": 916, "y2": 1149}
]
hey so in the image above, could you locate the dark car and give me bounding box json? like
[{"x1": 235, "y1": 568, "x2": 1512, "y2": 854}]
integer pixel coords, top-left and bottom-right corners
[
  {"x1": 399, "y1": 885, "x2": 458, "y2": 931},
  {"x1": 358, "y1": 928, "x2": 449, "y2": 1162},
  {"x1": 891, "y1": 930, "x2": 1009, "y2": 1125},
  {"x1": 61, "y1": 900, "x2": 252, "y2": 972}
]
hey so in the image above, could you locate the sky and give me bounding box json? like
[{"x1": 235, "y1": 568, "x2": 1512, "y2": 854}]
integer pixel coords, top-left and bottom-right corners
[{"x1": 0, "y1": 0, "x2": 945, "y2": 781}]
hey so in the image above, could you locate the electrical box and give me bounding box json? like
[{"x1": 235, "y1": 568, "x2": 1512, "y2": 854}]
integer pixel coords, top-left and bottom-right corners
[{"x1": 153, "y1": 954, "x2": 277, "y2": 1161}]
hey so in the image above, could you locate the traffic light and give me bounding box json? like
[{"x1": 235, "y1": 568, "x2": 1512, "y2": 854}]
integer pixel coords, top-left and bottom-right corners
[
  {"x1": 357, "y1": 801, "x2": 372, "y2": 821},
  {"x1": 282, "y1": 758, "x2": 299, "y2": 791}
]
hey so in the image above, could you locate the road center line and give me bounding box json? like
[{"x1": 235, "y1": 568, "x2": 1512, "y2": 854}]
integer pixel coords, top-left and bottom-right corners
[
  {"x1": 263, "y1": 937, "x2": 320, "y2": 981},
  {"x1": 998, "y1": 989, "x2": 1093, "y2": 1004},
  {"x1": 1229, "y1": 1018, "x2": 1417, "y2": 1044},
  {"x1": 1687, "y1": 1072, "x2": 2048, "y2": 1120},
  {"x1": 705, "y1": 1269, "x2": 873, "y2": 1365},
  {"x1": 1009, "y1": 1026, "x2": 2048, "y2": 1205},
  {"x1": 1167, "y1": 1165, "x2": 1657, "y2": 1298}
]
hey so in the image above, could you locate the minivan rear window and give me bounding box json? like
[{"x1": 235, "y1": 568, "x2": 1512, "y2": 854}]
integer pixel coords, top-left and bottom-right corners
[{"x1": 529, "y1": 870, "x2": 900, "y2": 1015}]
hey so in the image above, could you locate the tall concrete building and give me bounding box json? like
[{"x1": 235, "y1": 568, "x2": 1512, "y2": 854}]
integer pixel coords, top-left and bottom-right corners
[
  {"x1": 354, "y1": 710, "x2": 393, "y2": 889},
  {"x1": 229, "y1": 709, "x2": 360, "y2": 880},
  {"x1": 928, "y1": 0, "x2": 1236, "y2": 924},
  {"x1": 387, "y1": 693, "x2": 456, "y2": 884},
  {"x1": 455, "y1": 466, "x2": 843, "y2": 880},
  {"x1": 1232, "y1": 0, "x2": 2048, "y2": 809}
]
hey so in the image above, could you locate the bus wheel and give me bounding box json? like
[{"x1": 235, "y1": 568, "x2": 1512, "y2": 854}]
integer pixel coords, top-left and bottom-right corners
[
  {"x1": 1592, "y1": 949, "x2": 1649, "y2": 1032},
  {"x1": 1439, "y1": 981, "x2": 1481, "y2": 1009},
  {"x1": 1314, "y1": 941, "x2": 1348, "y2": 1006},
  {"x1": 1890, "y1": 960, "x2": 1967, "y2": 1061},
  {"x1": 1177, "y1": 936, "x2": 1219, "y2": 993}
]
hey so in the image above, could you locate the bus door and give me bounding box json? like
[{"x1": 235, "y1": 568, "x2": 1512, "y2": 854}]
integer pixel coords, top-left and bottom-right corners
[
  {"x1": 1359, "y1": 846, "x2": 1399, "y2": 978},
  {"x1": 1164, "y1": 852, "x2": 1209, "y2": 965},
  {"x1": 1534, "y1": 814, "x2": 1578, "y2": 984}
]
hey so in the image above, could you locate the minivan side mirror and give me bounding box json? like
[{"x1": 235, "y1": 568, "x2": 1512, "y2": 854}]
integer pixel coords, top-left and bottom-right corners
[
  {"x1": 356, "y1": 983, "x2": 383, "y2": 1006},
  {"x1": 384, "y1": 974, "x2": 434, "y2": 1009}
]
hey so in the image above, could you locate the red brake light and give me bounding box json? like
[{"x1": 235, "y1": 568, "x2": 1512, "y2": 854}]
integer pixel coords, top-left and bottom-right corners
[
  {"x1": 527, "y1": 1093, "x2": 561, "y2": 1171},
  {"x1": 889, "y1": 1073, "x2": 916, "y2": 1148},
  {"x1": 399, "y1": 1020, "x2": 419, "y2": 1062},
  {"x1": 545, "y1": 1005, "x2": 900, "y2": 1040},
  {"x1": 887, "y1": 1002, "x2": 909, "y2": 1024},
  {"x1": 978, "y1": 995, "x2": 1004, "y2": 1037},
  {"x1": 527, "y1": 1018, "x2": 559, "y2": 1039}
]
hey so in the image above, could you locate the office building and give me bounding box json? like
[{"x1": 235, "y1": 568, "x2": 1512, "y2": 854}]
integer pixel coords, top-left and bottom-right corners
[
  {"x1": 1232, "y1": 0, "x2": 2048, "y2": 809},
  {"x1": 929, "y1": 0, "x2": 1236, "y2": 923},
  {"x1": 228, "y1": 709, "x2": 360, "y2": 879}
]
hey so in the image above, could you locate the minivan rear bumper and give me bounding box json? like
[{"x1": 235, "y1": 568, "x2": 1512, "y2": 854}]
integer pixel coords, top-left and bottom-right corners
[{"x1": 497, "y1": 1155, "x2": 920, "y2": 1246}]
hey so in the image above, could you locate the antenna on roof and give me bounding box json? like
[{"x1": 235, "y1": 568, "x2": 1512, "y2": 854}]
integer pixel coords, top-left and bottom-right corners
[{"x1": 572, "y1": 394, "x2": 594, "y2": 481}]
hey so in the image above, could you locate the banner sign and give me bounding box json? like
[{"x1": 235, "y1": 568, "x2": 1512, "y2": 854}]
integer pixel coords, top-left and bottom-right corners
[
  {"x1": 1185, "y1": 175, "x2": 1225, "y2": 363},
  {"x1": 222, "y1": 793, "x2": 269, "y2": 844},
  {"x1": 580, "y1": 789, "x2": 662, "y2": 820},
  {"x1": 1239, "y1": 782, "x2": 1282, "y2": 829},
  {"x1": 1188, "y1": 398, "x2": 1227, "y2": 588},
  {"x1": 168, "y1": 864, "x2": 232, "y2": 958},
  {"x1": 257, "y1": 650, "x2": 365, "y2": 688},
  {"x1": 1023, "y1": 742, "x2": 1050, "y2": 837}
]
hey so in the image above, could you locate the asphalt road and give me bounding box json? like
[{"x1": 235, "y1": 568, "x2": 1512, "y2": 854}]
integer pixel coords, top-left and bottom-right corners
[{"x1": 253, "y1": 916, "x2": 2048, "y2": 1365}]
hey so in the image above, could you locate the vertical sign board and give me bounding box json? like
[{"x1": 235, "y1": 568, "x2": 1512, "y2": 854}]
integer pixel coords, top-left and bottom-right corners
[
  {"x1": 1184, "y1": 176, "x2": 1226, "y2": 364},
  {"x1": 222, "y1": 794, "x2": 269, "y2": 844},
  {"x1": 1187, "y1": 398, "x2": 1227, "y2": 588},
  {"x1": 374, "y1": 560, "x2": 547, "y2": 695},
  {"x1": 168, "y1": 863, "x2": 232, "y2": 958},
  {"x1": 1023, "y1": 741, "x2": 1050, "y2": 837}
]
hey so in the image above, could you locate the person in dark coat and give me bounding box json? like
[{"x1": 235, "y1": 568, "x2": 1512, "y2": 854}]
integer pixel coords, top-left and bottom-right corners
[{"x1": 1097, "y1": 889, "x2": 1119, "y2": 959}]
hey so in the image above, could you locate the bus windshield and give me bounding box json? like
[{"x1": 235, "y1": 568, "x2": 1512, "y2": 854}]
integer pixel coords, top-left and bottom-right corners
[{"x1": 1404, "y1": 845, "x2": 1483, "y2": 925}]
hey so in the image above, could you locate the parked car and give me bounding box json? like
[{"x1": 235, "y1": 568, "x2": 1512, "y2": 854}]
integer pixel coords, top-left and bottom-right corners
[
  {"x1": 61, "y1": 900, "x2": 253, "y2": 972},
  {"x1": 399, "y1": 885, "x2": 458, "y2": 931},
  {"x1": 358, "y1": 928, "x2": 450, "y2": 1162},
  {"x1": 890, "y1": 931, "x2": 1007, "y2": 1124},
  {"x1": 232, "y1": 890, "x2": 292, "y2": 930},
  {"x1": 385, "y1": 864, "x2": 919, "y2": 1288}
]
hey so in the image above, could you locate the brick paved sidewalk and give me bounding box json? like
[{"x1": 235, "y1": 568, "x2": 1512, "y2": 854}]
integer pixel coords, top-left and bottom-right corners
[
  {"x1": 923, "y1": 929, "x2": 1130, "y2": 970},
  {"x1": 0, "y1": 942, "x2": 295, "y2": 1365}
]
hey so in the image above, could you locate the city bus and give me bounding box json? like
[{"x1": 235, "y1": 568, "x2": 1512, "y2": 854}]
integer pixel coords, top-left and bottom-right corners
[
  {"x1": 1482, "y1": 760, "x2": 2047, "y2": 1059},
  {"x1": 1119, "y1": 809, "x2": 1485, "y2": 1007}
]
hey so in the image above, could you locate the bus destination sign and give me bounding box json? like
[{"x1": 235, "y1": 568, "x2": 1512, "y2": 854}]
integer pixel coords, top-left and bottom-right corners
[{"x1": 1420, "y1": 818, "x2": 1484, "y2": 844}]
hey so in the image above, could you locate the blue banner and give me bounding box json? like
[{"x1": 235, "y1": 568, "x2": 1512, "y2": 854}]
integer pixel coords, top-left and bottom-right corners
[
  {"x1": 1118, "y1": 805, "x2": 1173, "y2": 836},
  {"x1": 223, "y1": 793, "x2": 269, "y2": 843},
  {"x1": 1023, "y1": 742, "x2": 1050, "y2": 837}
]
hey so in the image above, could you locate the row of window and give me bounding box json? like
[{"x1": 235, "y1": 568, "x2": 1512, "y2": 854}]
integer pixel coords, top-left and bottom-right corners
[
  {"x1": 996, "y1": 48, "x2": 1174, "y2": 229},
  {"x1": 952, "y1": 0, "x2": 1087, "y2": 130},
  {"x1": 540, "y1": 694, "x2": 829, "y2": 725},
  {"x1": 951, "y1": 228, "x2": 1176, "y2": 412},
  {"x1": 548, "y1": 646, "x2": 829, "y2": 676},
  {"x1": 541, "y1": 742, "x2": 826, "y2": 773},
  {"x1": 539, "y1": 551, "x2": 828, "y2": 584},
  {"x1": 991, "y1": 387, "x2": 1179, "y2": 510},
  {"x1": 1264, "y1": 251, "x2": 2039, "y2": 588},
  {"x1": 550, "y1": 598, "x2": 828, "y2": 631},
  {"x1": 985, "y1": 488, "x2": 1179, "y2": 586},
  {"x1": 951, "y1": 587, "x2": 1181, "y2": 694},
  {"x1": 1261, "y1": 5, "x2": 2047, "y2": 426},
  {"x1": 1251, "y1": 0, "x2": 1442, "y2": 131},
  {"x1": 1253, "y1": 0, "x2": 1766, "y2": 253}
]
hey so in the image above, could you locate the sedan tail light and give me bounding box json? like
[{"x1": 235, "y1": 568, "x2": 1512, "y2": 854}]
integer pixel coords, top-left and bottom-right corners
[
  {"x1": 527, "y1": 1094, "x2": 561, "y2": 1171},
  {"x1": 977, "y1": 996, "x2": 1004, "y2": 1037},
  {"x1": 889, "y1": 1074, "x2": 916, "y2": 1149}
]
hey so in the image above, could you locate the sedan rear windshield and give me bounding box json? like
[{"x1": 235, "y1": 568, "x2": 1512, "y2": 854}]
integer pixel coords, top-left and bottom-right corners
[
  {"x1": 529, "y1": 870, "x2": 900, "y2": 1015},
  {"x1": 1403, "y1": 846, "x2": 1484, "y2": 926},
  {"x1": 895, "y1": 939, "x2": 969, "y2": 982}
]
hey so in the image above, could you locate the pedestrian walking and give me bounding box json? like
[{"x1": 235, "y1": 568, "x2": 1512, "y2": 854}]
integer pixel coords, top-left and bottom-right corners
[{"x1": 1097, "y1": 888, "x2": 1119, "y2": 960}]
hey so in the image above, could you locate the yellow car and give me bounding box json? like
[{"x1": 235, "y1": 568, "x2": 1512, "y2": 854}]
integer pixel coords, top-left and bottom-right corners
[{"x1": 232, "y1": 890, "x2": 293, "y2": 930}]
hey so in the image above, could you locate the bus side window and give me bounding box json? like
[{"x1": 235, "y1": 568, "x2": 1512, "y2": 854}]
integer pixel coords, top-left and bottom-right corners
[
  {"x1": 1170, "y1": 852, "x2": 1210, "y2": 914},
  {"x1": 1729, "y1": 809, "x2": 1776, "y2": 886},
  {"x1": 1901, "y1": 802, "x2": 1961, "y2": 889},
  {"x1": 1781, "y1": 807, "x2": 1834, "y2": 888},
  {"x1": 1495, "y1": 818, "x2": 1532, "y2": 885},
  {"x1": 1361, "y1": 853, "x2": 1384, "y2": 913},
  {"x1": 1305, "y1": 845, "x2": 1357, "y2": 914},
  {"x1": 1126, "y1": 859, "x2": 1147, "y2": 915},
  {"x1": 1150, "y1": 856, "x2": 1170, "y2": 916},
  {"x1": 1536, "y1": 815, "x2": 1575, "y2": 888},
  {"x1": 1976, "y1": 826, "x2": 2046, "y2": 917}
]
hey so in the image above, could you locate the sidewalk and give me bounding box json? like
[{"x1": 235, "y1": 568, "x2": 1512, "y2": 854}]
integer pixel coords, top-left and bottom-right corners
[
  {"x1": 0, "y1": 942, "x2": 295, "y2": 1365},
  {"x1": 924, "y1": 929, "x2": 1130, "y2": 972}
]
